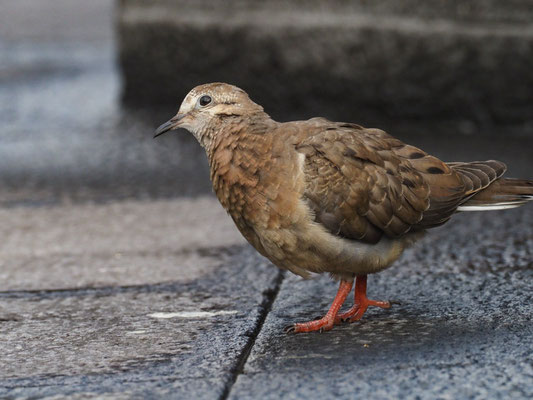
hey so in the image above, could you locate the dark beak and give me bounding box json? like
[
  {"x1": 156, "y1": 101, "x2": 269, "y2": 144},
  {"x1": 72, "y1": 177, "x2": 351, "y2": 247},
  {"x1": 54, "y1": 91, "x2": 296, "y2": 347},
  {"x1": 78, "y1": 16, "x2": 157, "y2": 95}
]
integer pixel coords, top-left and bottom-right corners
[{"x1": 154, "y1": 114, "x2": 185, "y2": 138}]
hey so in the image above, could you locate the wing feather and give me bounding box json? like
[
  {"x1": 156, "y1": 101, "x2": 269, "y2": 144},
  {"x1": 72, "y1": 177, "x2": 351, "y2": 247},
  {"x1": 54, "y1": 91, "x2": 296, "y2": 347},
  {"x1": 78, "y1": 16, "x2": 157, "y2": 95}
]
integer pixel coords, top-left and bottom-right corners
[{"x1": 294, "y1": 121, "x2": 505, "y2": 242}]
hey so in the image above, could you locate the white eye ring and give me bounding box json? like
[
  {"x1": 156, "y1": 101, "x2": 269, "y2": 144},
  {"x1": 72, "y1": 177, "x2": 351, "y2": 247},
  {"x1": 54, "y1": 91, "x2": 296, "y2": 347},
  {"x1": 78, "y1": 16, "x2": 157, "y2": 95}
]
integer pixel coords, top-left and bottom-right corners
[{"x1": 198, "y1": 95, "x2": 212, "y2": 107}]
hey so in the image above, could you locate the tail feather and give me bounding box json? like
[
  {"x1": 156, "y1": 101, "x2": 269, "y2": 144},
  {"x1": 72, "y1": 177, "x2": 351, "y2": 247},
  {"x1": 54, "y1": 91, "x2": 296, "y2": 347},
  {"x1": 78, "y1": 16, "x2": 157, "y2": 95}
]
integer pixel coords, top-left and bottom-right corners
[
  {"x1": 448, "y1": 160, "x2": 507, "y2": 195},
  {"x1": 457, "y1": 178, "x2": 533, "y2": 212}
]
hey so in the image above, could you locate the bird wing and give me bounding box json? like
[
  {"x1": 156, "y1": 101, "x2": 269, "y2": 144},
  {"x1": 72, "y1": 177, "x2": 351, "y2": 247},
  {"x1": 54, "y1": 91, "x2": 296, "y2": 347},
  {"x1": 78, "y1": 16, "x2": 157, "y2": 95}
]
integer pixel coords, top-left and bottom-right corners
[{"x1": 294, "y1": 121, "x2": 496, "y2": 243}]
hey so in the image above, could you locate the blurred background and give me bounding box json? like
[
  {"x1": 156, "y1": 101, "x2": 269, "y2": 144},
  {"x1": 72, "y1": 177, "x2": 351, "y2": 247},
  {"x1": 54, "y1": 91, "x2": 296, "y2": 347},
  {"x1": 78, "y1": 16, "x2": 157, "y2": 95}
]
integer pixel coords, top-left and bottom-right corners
[{"x1": 1, "y1": 0, "x2": 532, "y2": 208}]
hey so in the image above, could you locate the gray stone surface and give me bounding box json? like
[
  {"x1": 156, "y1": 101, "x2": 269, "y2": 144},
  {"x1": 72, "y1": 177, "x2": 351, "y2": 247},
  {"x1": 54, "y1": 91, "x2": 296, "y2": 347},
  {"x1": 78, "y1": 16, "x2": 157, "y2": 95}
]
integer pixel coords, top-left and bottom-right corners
[
  {"x1": 0, "y1": 248, "x2": 282, "y2": 399},
  {"x1": 119, "y1": 1, "x2": 533, "y2": 137},
  {"x1": 230, "y1": 207, "x2": 533, "y2": 399},
  {"x1": 122, "y1": 0, "x2": 533, "y2": 24},
  {"x1": 0, "y1": 199, "x2": 245, "y2": 291}
]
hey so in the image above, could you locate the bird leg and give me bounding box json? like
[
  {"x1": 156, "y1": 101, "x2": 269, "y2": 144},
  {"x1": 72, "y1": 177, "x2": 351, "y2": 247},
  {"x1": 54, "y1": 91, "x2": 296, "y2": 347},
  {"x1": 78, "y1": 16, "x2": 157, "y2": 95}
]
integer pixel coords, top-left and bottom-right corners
[
  {"x1": 336, "y1": 275, "x2": 391, "y2": 323},
  {"x1": 285, "y1": 280, "x2": 353, "y2": 334}
]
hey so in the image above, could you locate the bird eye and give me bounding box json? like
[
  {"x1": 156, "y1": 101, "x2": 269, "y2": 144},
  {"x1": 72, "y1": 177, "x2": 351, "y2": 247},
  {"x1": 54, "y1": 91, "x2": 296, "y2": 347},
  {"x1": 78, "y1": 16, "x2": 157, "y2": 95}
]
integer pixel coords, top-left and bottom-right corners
[{"x1": 199, "y1": 95, "x2": 212, "y2": 107}]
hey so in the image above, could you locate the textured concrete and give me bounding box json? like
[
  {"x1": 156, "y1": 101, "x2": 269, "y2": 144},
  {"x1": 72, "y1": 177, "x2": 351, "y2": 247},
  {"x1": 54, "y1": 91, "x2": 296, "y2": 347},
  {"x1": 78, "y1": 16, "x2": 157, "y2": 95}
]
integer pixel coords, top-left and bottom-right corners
[
  {"x1": 0, "y1": 247, "x2": 282, "y2": 399},
  {"x1": 0, "y1": 198, "x2": 244, "y2": 291},
  {"x1": 119, "y1": 0, "x2": 533, "y2": 137}
]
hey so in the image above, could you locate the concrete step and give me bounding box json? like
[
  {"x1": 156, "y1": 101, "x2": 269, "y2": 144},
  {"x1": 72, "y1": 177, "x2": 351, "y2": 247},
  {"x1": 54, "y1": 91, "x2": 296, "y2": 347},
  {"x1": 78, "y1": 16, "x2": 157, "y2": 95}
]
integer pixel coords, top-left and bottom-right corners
[{"x1": 118, "y1": 1, "x2": 533, "y2": 137}]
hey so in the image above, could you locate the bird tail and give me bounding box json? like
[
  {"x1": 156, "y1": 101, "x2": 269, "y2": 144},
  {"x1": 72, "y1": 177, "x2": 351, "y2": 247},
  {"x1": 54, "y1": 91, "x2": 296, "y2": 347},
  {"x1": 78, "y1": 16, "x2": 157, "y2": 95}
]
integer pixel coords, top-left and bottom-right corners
[{"x1": 457, "y1": 178, "x2": 533, "y2": 211}]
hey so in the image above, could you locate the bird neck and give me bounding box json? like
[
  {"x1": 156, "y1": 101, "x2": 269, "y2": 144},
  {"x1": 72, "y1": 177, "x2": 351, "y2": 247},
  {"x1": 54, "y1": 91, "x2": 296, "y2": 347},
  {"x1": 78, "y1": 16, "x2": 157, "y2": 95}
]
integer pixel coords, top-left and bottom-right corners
[
  {"x1": 202, "y1": 111, "x2": 273, "y2": 160},
  {"x1": 205, "y1": 113, "x2": 276, "y2": 213}
]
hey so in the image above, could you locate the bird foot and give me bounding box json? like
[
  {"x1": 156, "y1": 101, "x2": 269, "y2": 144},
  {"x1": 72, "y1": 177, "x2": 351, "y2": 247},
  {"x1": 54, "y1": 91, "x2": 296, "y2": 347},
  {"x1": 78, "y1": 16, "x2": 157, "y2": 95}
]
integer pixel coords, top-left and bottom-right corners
[
  {"x1": 335, "y1": 298, "x2": 391, "y2": 324},
  {"x1": 284, "y1": 314, "x2": 336, "y2": 334},
  {"x1": 282, "y1": 277, "x2": 395, "y2": 333}
]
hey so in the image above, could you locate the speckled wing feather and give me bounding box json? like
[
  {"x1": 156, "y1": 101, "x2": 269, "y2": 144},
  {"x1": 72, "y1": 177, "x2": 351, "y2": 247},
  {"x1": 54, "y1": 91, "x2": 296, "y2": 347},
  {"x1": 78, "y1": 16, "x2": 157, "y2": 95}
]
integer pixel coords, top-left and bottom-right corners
[
  {"x1": 296, "y1": 122, "x2": 429, "y2": 243},
  {"x1": 395, "y1": 154, "x2": 506, "y2": 229},
  {"x1": 295, "y1": 121, "x2": 505, "y2": 243}
]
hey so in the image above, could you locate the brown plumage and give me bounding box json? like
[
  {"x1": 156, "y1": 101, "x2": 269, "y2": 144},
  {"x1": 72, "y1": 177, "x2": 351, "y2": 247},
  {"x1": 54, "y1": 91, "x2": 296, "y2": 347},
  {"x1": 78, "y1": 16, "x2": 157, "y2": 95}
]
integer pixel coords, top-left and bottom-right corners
[{"x1": 155, "y1": 82, "x2": 533, "y2": 333}]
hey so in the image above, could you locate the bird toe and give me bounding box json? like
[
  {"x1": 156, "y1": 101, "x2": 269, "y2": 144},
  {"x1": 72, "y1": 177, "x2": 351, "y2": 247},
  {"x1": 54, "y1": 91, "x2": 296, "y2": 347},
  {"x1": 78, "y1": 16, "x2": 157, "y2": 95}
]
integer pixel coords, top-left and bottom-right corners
[{"x1": 283, "y1": 325, "x2": 296, "y2": 334}]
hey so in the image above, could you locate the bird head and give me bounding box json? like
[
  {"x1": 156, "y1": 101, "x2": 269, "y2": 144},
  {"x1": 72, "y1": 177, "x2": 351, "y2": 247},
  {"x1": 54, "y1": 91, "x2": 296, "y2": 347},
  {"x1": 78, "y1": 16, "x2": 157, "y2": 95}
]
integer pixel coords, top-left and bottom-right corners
[{"x1": 154, "y1": 83, "x2": 264, "y2": 147}]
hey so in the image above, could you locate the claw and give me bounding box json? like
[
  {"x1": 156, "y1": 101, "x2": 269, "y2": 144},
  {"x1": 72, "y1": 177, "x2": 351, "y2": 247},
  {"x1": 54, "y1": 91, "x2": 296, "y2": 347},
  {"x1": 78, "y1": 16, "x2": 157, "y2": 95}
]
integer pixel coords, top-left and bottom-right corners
[{"x1": 284, "y1": 325, "x2": 296, "y2": 334}]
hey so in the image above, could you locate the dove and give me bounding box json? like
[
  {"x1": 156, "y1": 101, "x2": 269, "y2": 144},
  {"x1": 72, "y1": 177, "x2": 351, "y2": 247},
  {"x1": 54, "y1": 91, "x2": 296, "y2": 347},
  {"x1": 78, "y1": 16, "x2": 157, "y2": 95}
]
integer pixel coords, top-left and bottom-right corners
[{"x1": 155, "y1": 83, "x2": 533, "y2": 333}]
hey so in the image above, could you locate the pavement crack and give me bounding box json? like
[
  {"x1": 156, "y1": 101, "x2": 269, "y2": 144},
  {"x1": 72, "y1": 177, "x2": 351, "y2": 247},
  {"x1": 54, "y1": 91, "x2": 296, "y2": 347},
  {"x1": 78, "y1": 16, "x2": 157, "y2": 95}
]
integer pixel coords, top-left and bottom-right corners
[{"x1": 219, "y1": 269, "x2": 284, "y2": 400}]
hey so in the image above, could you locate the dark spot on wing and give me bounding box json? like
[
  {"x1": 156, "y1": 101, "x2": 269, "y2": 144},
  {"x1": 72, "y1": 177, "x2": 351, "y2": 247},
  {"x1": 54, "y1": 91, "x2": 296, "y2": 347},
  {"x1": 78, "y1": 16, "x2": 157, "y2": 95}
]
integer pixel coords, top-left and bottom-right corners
[
  {"x1": 409, "y1": 152, "x2": 425, "y2": 159},
  {"x1": 427, "y1": 167, "x2": 445, "y2": 174},
  {"x1": 343, "y1": 148, "x2": 357, "y2": 158},
  {"x1": 399, "y1": 165, "x2": 410, "y2": 173},
  {"x1": 403, "y1": 178, "x2": 416, "y2": 188}
]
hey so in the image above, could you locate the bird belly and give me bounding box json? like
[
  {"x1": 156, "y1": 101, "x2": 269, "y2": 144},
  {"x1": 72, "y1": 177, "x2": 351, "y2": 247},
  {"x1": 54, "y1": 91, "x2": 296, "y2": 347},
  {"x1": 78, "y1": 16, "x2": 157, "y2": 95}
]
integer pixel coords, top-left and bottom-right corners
[{"x1": 253, "y1": 198, "x2": 415, "y2": 279}]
